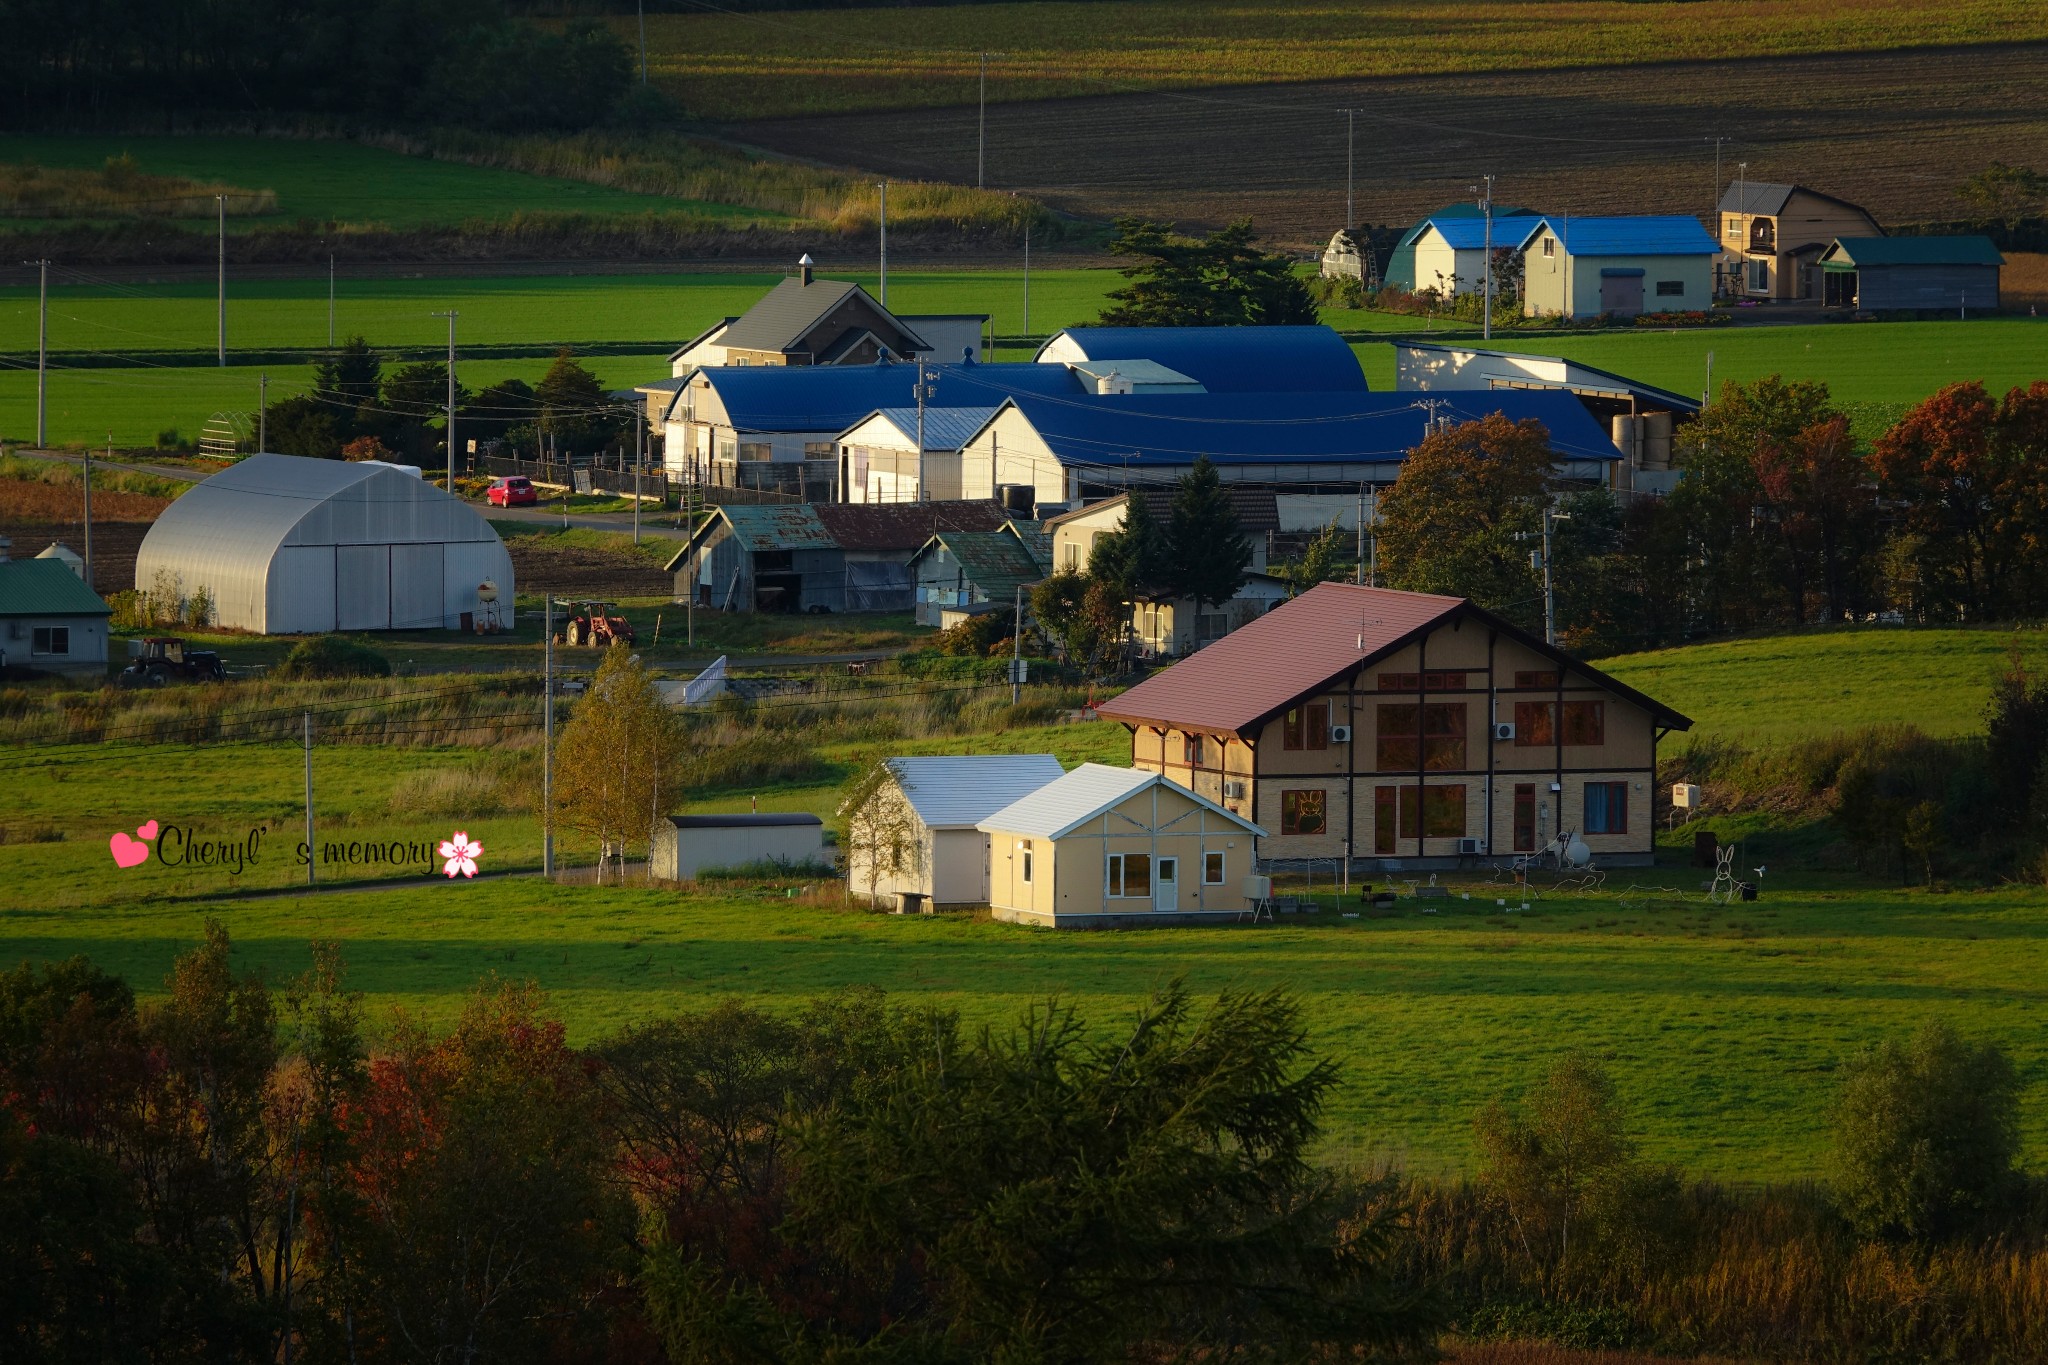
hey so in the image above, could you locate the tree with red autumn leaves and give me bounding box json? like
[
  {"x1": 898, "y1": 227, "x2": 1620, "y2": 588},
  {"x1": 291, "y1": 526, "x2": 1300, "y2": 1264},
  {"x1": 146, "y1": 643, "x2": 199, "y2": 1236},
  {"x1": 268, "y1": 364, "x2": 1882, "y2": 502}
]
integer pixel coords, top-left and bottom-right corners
[{"x1": 1871, "y1": 380, "x2": 2048, "y2": 621}]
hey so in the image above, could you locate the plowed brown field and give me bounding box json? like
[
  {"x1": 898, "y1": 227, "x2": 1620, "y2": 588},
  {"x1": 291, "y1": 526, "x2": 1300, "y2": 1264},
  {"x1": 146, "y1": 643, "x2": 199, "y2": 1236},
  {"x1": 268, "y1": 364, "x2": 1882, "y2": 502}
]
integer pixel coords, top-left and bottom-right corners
[{"x1": 735, "y1": 44, "x2": 2048, "y2": 246}]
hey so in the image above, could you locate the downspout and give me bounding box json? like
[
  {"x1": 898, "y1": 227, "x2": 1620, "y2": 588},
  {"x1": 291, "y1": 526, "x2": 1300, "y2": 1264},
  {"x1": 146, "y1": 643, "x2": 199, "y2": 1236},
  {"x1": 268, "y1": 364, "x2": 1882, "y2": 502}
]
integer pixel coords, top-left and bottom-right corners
[
  {"x1": 1485, "y1": 629, "x2": 1497, "y2": 856},
  {"x1": 1554, "y1": 666, "x2": 1567, "y2": 840},
  {"x1": 1415, "y1": 628, "x2": 1428, "y2": 859}
]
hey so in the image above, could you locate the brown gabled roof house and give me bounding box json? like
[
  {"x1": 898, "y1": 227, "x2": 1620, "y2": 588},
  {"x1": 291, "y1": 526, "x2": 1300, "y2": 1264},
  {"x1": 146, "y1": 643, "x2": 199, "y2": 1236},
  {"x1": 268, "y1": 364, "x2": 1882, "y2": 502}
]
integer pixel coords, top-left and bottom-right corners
[{"x1": 1095, "y1": 582, "x2": 1690, "y2": 869}]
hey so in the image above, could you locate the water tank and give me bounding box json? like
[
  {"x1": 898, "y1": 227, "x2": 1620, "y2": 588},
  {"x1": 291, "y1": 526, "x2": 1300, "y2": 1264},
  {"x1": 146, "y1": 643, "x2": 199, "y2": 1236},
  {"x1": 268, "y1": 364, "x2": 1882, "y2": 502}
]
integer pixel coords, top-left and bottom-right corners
[{"x1": 999, "y1": 484, "x2": 1036, "y2": 518}]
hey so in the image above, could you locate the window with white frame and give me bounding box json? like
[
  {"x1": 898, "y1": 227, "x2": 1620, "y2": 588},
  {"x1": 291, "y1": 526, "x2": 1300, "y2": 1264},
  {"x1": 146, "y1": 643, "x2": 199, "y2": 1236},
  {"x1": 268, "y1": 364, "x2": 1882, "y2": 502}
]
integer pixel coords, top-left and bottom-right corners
[
  {"x1": 1106, "y1": 853, "x2": 1152, "y2": 897},
  {"x1": 1019, "y1": 840, "x2": 1033, "y2": 883}
]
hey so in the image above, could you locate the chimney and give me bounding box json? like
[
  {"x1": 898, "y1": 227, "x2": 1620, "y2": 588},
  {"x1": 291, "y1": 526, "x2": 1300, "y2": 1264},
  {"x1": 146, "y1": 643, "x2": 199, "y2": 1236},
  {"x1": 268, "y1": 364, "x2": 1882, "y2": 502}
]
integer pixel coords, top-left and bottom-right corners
[{"x1": 798, "y1": 253, "x2": 815, "y2": 286}]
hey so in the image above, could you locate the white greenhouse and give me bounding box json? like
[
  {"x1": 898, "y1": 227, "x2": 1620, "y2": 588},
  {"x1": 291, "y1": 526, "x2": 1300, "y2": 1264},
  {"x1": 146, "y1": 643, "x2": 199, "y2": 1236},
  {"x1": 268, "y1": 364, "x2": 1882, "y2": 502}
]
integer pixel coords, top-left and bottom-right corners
[{"x1": 135, "y1": 454, "x2": 515, "y2": 634}]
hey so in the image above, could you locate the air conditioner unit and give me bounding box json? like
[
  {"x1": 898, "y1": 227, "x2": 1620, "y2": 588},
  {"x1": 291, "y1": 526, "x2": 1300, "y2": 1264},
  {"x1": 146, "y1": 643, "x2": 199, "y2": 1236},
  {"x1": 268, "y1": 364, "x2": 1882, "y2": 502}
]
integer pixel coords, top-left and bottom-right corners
[
  {"x1": 1459, "y1": 837, "x2": 1483, "y2": 855},
  {"x1": 1224, "y1": 780, "x2": 1247, "y2": 800},
  {"x1": 1493, "y1": 721, "x2": 1516, "y2": 741},
  {"x1": 1329, "y1": 724, "x2": 1352, "y2": 742}
]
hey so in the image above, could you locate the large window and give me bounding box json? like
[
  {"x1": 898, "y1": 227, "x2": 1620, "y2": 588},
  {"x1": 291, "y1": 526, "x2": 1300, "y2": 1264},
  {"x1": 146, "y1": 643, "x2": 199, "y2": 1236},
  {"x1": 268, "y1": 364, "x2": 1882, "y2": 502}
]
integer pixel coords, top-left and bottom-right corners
[
  {"x1": 1513, "y1": 784, "x2": 1537, "y2": 852},
  {"x1": 1513, "y1": 700, "x2": 1603, "y2": 746},
  {"x1": 1283, "y1": 702, "x2": 1329, "y2": 751},
  {"x1": 1378, "y1": 671, "x2": 1466, "y2": 692},
  {"x1": 1106, "y1": 853, "x2": 1151, "y2": 896},
  {"x1": 1377, "y1": 703, "x2": 1467, "y2": 770},
  {"x1": 738, "y1": 442, "x2": 773, "y2": 462},
  {"x1": 1584, "y1": 782, "x2": 1628, "y2": 835},
  {"x1": 803, "y1": 441, "x2": 835, "y2": 460},
  {"x1": 1374, "y1": 784, "x2": 1468, "y2": 852},
  {"x1": 1280, "y1": 789, "x2": 1327, "y2": 837},
  {"x1": 1562, "y1": 701, "x2": 1605, "y2": 746},
  {"x1": 31, "y1": 626, "x2": 69, "y2": 656}
]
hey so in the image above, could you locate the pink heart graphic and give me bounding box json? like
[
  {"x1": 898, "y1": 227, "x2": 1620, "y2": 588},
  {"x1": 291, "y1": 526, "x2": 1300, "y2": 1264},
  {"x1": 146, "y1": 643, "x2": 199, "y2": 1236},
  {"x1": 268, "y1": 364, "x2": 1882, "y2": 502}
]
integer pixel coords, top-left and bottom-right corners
[
  {"x1": 136, "y1": 819, "x2": 160, "y2": 841},
  {"x1": 109, "y1": 831, "x2": 151, "y2": 869}
]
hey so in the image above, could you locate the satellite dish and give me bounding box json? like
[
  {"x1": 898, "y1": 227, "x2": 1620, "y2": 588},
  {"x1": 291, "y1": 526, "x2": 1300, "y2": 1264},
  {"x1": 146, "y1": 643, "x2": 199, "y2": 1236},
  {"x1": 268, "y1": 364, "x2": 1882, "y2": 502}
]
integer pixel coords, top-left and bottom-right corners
[
  {"x1": 477, "y1": 580, "x2": 499, "y2": 603},
  {"x1": 1564, "y1": 836, "x2": 1592, "y2": 868}
]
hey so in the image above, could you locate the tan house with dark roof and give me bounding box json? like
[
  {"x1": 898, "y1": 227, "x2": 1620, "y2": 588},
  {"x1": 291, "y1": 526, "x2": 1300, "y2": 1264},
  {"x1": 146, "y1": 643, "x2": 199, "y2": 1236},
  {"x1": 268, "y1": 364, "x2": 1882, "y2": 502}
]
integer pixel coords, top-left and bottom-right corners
[
  {"x1": 1718, "y1": 183, "x2": 1881, "y2": 300},
  {"x1": 1094, "y1": 583, "x2": 1691, "y2": 869}
]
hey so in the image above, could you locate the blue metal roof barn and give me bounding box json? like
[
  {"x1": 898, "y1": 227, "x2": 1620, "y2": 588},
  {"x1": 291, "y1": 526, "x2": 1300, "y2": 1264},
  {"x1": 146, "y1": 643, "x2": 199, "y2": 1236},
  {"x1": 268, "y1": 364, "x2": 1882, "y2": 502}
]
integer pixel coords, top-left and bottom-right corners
[{"x1": 1033, "y1": 326, "x2": 1369, "y2": 393}]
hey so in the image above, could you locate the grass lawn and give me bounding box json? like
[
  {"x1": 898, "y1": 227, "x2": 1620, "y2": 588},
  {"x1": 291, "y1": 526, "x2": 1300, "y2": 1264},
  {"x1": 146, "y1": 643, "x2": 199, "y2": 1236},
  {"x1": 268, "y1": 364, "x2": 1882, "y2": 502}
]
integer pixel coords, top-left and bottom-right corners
[
  {"x1": 0, "y1": 135, "x2": 768, "y2": 231},
  {"x1": 1344, "y1": 316, "x2": 2048, "y2": 418},
  {"x1": 5, "y1": 845, "x2": 2044, "y2": 1182},
  {"x1": 1599, "y1": 627, "x2": 2048, "y2": 749},
  {"x1": 628, "y1": 0, "x2": 2048, "y2": 119}
]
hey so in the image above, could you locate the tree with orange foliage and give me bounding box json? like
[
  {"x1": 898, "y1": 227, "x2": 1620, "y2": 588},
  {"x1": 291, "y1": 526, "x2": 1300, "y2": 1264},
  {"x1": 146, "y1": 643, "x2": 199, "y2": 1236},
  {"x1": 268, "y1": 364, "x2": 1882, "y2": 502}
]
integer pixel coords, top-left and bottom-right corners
[
  {"x1": 1751, "y1": 413, "x2": 1879, "y2": 623},
  {"x1": 1872, "y1": 381, "x2": 2048, "y2": 620}
]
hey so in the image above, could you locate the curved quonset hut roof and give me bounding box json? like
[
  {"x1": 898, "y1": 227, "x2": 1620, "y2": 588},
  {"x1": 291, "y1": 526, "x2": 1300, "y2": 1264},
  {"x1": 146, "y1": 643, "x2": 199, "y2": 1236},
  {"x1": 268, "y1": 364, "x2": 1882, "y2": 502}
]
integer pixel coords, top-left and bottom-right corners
[
  {"x1": 136, "y1": 454, "x2": 511, "y2": 633},
  {"x1": 1033, "y1": 325, "x2": 1369, "y2": 393}
]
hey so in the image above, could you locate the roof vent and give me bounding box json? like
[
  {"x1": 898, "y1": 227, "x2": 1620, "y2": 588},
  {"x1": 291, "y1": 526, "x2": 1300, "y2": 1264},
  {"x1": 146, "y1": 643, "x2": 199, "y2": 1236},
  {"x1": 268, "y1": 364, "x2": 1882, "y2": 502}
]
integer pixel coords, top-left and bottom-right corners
[{"x1": 798, "y1": 253, "x2": 815, "y2": 286}]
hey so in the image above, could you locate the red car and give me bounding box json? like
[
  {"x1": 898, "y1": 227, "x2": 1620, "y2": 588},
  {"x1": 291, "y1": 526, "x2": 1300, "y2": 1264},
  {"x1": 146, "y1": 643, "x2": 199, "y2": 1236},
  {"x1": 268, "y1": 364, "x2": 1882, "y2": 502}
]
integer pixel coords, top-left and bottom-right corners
[{"x1": 487, "y1": 476, "x2": 537, "y2": 507}]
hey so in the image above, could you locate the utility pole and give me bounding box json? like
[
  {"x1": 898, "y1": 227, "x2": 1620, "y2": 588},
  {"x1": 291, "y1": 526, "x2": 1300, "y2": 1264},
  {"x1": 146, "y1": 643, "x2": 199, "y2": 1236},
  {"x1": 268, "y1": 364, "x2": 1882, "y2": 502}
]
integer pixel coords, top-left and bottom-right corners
[
  {"x1": 1345, "y1": 109, "x2": 1356, "y2": 227},
  {"x1": 1736, "y1": 161, "x2": 1749, "y2": 295},
  {"x1": 1525, "y1": 505, "x2": 1572, "y2": 646},
  {"x1": 1355, "y1": 483, "x2": 1365, "y2": 584},
  {"x1": 327, "y1": 255, "x2": 335, "y2": 348},
  {"x1": 543, "y1": 597, "x2": 555, "y2": 879},
  {"x1": 876, "y1": 182, "x2": 888, "y2": 306},
  {"x1": 83, "y1": 440, "x2": 95, "y2": 592},
  {"x1": 637, "y1": 0, "x2": 648, "y2": 83},
  {"x1": 633, "y1": 417, "x2": 643, "y2": 545},
  {"x1": 978, "y1": 52, "x2": 988, "y2": 189},
  {"x1": 217, "y1": 195, "x2": 226, "y2": 367},
  {"x1": 1479, "y1": 174, "x2": 1495, "y2": 341},
  {"x1": 1703, "y1": 349, "x2": 1714, "y2": 407},
  {"x1": 1010, "y1": 584, "x2": 1024, "y2": 704},
  {"x1": 304, "y1": 711, "x2": 315, "y2": 887},
  {"x1": 431, "y1": 310, "x2": 458, "y2": 488},
  {"x1": 258, "y1": 373, "x2": 268, "y2": 452},
  {"x1": 1022, "y1": 225, "x2": 1031, "y2": 343},
  {"x1": 25, "y1": 259, "x2": 47, "y2": 447},
  {"x1": 914, "y1": 357, "x2": 935, "y2": 502}
]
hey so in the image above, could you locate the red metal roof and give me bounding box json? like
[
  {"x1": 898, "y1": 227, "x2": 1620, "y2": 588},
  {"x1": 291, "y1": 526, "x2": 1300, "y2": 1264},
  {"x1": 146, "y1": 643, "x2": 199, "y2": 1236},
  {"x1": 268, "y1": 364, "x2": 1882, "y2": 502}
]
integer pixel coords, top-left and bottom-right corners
[
  {"x1": 1097, "y1": 583, "x2": 1461, "y2": 735},
  {"x1": 1094, "y1": 582, "x2": 1691, "y2": 736},
  {"x1": 812, "y1": 500, "x2": 1008, "y2": 551}
]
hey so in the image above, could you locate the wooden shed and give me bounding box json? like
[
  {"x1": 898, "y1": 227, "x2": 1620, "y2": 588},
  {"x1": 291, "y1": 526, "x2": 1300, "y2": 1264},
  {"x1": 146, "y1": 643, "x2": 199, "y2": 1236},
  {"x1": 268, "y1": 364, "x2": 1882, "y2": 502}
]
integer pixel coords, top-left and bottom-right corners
[
  {"x1": 977, "y1": 763, "x2": 1266, "y2": 928},
  {"x1": 1818, "y1": 237, "x2": 2003, "y2": 312}
]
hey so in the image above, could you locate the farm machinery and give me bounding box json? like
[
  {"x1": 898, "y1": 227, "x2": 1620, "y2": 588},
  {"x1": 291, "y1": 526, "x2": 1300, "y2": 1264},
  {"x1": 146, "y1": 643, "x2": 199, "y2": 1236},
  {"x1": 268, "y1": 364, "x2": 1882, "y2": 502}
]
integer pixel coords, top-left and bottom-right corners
[
  {"x1": 559, "y1": 601, "x2": 636, "y2": 648},
  {"x1": 118, "y1": 637, "x2": 227, "y2": 687}
]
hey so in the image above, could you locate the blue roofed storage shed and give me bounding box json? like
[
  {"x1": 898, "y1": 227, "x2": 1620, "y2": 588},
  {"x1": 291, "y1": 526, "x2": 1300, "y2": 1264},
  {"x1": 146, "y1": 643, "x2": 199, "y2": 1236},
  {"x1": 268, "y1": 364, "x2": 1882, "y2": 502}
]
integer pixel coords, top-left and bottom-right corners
[
  {"x1": 1521, "y1": 216, "x2": 1719, "y2": 319},
  {"x1": 1034, "y1": 325, "x2": 1367, "y2": 392}
]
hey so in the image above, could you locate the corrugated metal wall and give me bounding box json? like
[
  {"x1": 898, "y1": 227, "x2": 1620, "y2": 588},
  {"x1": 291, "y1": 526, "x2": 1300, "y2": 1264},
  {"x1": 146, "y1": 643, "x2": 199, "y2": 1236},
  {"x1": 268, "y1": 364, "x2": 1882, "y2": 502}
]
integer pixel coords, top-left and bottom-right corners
[{"x1": 1858, "y1": 264, "x2": 1999, "y2": 310}]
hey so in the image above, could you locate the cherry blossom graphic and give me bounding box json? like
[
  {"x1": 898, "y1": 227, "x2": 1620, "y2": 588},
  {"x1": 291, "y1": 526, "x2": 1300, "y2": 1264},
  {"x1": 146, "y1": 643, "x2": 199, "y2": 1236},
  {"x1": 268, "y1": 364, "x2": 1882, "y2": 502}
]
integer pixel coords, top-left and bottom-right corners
[{"x1": 437, "y1": 830, "x2": 484, "y2": 879}]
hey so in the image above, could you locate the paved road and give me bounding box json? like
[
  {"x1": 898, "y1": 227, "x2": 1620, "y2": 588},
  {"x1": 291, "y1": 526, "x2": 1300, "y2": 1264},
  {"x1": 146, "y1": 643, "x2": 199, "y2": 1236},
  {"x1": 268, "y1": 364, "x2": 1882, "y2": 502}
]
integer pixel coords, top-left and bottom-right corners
[
  {"x1": 15, "y1": 448, "x2": 205, "y2": 483},
  {"x1": 484, "y1": 502, "x2": 692, "y2": 539}
]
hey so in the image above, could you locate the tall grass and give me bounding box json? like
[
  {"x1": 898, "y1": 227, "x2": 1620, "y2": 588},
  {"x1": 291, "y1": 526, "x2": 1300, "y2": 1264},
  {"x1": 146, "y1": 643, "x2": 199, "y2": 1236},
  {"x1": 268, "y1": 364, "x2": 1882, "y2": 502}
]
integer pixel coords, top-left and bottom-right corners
[
  {"x1": 0, "y1": 454, "x2": 188, "y2": 501},
  {"x1": 0, "y1": 156, "x2": 275, "y2": 219},
  {"x1": 1401, "y1": 1178, "x2": 2048, "y2": 1363},
  {"x1": 378, "y1": 129, "x2": 1061, "y2": 239}
]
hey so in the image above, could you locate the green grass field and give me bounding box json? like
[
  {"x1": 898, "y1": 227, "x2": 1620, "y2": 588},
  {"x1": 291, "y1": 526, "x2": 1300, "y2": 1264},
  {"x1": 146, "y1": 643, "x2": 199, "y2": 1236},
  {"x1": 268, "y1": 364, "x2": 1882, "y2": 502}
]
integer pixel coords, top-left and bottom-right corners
[
  {"x1": 1600, "y1": 628, "x2": 2048, "y2": 749},
  {"x1": 5, "y1": 260, "x2": 2044, "y2": 446},
  {"x1": 0, "y1": 135, "x2": 765, "y2": 231},
  {"x1": 6, "y1": 629, "x2": 2048, "y2": 1180},
  {"x1": 628, "y1": 0, "x2": 2048, "y2": 119}
]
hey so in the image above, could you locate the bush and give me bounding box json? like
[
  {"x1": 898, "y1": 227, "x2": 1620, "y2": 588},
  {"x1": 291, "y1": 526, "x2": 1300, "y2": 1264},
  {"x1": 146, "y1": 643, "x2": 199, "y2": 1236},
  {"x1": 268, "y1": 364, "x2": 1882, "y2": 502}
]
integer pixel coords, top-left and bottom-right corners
[
  {"x1": 933, "y1": 612, "x2": 1011, "y2": 657},
  {"x1": 1829, "y1": 1021, "x2": 2021, "y2": 1241},
  {"x1": 273, "y1": 635, "x2": 392, "y2": 681}
]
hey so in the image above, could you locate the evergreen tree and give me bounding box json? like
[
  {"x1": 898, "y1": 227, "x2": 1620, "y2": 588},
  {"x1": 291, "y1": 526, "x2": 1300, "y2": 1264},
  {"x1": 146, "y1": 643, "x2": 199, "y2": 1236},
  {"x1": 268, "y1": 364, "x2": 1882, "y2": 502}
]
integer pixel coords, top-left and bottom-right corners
[
  {"x1": 534, "y1": 349, "x2": 629, "y2": 458},
  {"x1": 1088, "y1": 492, "x2": 1169, "y2": 599},
  {"x1": 1166, "y1": 456, "x2": 1252, "y2": 609},
  {"x1": 1099, "y1": 217, "x2": 1319, "y2": 327},
  {"x1": 314, "y1": 336, "x2": 382, "y2": 410}
]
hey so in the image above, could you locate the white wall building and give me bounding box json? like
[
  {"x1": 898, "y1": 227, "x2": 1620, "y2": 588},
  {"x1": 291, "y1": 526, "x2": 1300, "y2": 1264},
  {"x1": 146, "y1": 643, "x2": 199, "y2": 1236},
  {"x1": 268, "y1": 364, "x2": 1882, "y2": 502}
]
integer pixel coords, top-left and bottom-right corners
[
  {"x1": 847, "y1": 754, "x2": 1066, "y2": 908},
  {"x1": 134, "y1": 454, "x2": 514, "y2": 634}
]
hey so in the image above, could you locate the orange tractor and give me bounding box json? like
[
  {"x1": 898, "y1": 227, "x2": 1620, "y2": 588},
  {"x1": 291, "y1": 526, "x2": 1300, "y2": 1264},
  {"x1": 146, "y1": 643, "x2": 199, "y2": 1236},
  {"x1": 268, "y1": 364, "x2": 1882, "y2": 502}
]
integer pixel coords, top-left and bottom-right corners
[{"x1": 560, "y1": 601, "x2": 636, "y2": 648}]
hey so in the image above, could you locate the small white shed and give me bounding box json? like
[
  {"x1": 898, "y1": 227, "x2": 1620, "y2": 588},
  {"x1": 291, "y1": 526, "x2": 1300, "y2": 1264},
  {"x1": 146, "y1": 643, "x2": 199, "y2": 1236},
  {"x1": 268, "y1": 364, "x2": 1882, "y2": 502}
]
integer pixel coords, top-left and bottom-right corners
[
  {"x1": 651, "y1": 813, "x2": 827, "y2": 880},
  {"x1": 847, "y1": 754, "x2": 1065, "y2": 909}
]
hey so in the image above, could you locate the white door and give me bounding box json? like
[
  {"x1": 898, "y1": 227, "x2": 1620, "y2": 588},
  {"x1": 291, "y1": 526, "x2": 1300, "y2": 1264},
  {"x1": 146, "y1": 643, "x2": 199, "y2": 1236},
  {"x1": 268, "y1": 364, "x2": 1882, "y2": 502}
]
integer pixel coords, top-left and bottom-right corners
[
  {"x1": 389, "y1": 543, "x2": 445, "y2": 629},
  {"x1": 1153, "y1": 857, "x2": 1178, "y2": 912}
]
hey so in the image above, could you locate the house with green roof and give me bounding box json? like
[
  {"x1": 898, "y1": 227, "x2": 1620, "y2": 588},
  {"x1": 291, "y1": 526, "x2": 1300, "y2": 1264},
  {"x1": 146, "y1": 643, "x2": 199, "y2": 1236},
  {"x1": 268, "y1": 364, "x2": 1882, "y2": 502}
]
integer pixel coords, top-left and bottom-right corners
[
  {"x1": 0, "y1": 540, "x2": 113, "y2": 679},
  {"x1": 1817, "y1": 236, "x2": 2003, "y2": 312},
  {"x1": 906, "y1": 522, "x2": 1051, "y2": 627}
]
